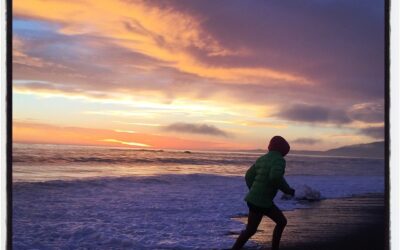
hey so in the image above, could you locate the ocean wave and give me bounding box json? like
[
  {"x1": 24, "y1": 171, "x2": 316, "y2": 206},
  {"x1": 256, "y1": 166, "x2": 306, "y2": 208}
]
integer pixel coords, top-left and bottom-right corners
[
  {"x1": 13, "y1": 154, "x2": 255, "y2": 166},
  {"x1": 13, "y1": 174, "x2": 384, "y2": 202},
  {"x1": 13, "y1": 176, "x2": 175, "y2": 190}
]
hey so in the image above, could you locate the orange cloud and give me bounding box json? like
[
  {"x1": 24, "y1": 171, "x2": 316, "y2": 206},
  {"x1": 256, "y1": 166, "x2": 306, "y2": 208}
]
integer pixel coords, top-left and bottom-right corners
[{"x1": 14, "y1": 0, "x2": 311, "y2": 86}]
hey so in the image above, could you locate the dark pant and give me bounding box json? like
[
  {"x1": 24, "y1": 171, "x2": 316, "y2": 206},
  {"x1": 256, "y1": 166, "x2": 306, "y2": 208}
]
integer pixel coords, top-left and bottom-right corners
[{"x1": 231, "y1": 202, "x2": 287, "y2": 250}]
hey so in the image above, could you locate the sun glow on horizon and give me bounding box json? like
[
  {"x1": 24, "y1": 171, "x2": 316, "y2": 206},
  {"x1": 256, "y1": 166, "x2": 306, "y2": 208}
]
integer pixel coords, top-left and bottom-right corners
[{"x1": 99, "y1": 139, "x2": 151, "y2": 148}]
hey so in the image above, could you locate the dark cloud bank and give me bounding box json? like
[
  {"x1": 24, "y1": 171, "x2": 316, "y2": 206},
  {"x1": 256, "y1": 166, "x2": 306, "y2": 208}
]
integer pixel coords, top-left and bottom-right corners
[
  {"x1": 276, "y1": 104, "x2": 351, "y2": 124},
  {"x1": 359, "y1": 126, "x2": 384, "y2": 139},
  {"x1": 162, "y1": 122, "x2": 231, "y2": 137},
  {"x1": 292, "y1": 138, "x2": 322, "y2": 145},
  {"x1": 275, "y1": 103, "x2": 385, "y2": 139}
]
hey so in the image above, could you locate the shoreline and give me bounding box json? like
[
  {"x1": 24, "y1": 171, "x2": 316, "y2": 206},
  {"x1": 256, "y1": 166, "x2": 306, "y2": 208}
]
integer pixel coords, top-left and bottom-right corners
[{"x1": 232, "y1": 193, "x2": 386, "y2": 250}]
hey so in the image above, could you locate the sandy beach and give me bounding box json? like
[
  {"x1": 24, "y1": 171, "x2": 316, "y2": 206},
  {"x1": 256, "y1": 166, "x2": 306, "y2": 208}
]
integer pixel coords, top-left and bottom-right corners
[{"x1": 233, "y1": 194, "x2": 386, "y2": 250}]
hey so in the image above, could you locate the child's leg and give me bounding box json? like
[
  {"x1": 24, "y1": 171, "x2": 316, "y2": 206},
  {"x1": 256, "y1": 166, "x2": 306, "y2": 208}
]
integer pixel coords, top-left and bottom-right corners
[
  {"x1": 265, "y1": 205, "x2": 287, "y2": 250},
  {"x1": 231, "y1": 209, "x2": 263, "y2": 250}
]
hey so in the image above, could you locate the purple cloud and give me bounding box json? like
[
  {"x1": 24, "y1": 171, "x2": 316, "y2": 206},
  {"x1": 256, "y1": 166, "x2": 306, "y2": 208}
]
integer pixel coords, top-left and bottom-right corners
[
  {"x1": 156, "y1": 0, "x2": 384, "y2": 99},
  {"x1": 276, "y1": 104, "x2": 351, "y2": 124}
]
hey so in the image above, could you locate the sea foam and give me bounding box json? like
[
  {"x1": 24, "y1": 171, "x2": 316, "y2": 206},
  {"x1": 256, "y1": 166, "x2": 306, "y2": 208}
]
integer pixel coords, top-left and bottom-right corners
[{"x1": 13, "y1": 174, "x2": 384, "y2": 249}]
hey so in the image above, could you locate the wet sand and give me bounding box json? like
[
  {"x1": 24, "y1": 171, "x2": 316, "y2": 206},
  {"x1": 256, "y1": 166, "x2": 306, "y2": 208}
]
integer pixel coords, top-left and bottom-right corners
[{"x1": 232, "y1": 194, "x2": 387, "y2": 250}]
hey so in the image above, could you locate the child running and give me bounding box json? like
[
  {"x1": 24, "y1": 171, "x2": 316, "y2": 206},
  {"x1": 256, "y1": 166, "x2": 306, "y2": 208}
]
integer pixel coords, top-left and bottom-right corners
[{"x1": 232, "y1": 136, "x2": 295, "y2": 250}]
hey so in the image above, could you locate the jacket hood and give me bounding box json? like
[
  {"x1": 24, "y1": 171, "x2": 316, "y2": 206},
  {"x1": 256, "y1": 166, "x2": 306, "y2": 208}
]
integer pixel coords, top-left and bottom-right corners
[{"x1": 268, "y1": 136, "x2": 290, "y2": 156}]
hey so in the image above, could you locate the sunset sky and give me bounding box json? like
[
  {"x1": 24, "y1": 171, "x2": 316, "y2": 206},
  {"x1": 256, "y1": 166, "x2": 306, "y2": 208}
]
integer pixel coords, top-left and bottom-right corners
[{"x1": 13, "y1": 0, "x2": 385, "y2": 151}]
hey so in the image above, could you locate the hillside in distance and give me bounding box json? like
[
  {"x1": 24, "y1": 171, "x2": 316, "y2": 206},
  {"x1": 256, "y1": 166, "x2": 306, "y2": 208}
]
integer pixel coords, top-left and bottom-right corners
[
  {"x1": 291, "y1": 141, "x2": 385, "y2": 158},
  {"x1": 242, "y1": 141, "x2": 385, "y2": 158}
]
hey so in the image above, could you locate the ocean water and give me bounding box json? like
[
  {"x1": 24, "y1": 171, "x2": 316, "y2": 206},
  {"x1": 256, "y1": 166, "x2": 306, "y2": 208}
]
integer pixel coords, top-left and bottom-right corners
[{"x1": 12, "y1": 143, "x2": 385, "y2": 249}]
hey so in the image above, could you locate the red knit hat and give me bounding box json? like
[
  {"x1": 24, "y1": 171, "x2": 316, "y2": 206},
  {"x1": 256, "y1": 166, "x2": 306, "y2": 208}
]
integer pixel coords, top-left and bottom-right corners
[{"x1": 268, "y1": 136, "x2": 290, "y2": 156}]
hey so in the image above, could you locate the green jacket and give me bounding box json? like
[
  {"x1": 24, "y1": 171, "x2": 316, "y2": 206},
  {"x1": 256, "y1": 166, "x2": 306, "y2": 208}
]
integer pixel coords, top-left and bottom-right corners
[{"x1": 244, "y1": 151, "x2": 292, "y2": 208}]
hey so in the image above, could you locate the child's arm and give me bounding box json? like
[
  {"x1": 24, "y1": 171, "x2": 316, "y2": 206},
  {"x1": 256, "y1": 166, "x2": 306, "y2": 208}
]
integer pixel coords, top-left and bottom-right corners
[
  {"x1": 281, "y1": 177, "x2": 294, "y2": 195},
  {"x1": 269, "y1": 158, "x2": 294, "y2": 195},
  {"x1": 245, "y1": 164, "x2": 256, "y2": 189}
]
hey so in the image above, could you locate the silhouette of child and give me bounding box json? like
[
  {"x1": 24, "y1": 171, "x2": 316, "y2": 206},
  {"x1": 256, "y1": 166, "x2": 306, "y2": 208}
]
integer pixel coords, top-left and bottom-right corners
[{"x1": 232, "y1": 136, "x2": 295, "y2": 250}]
